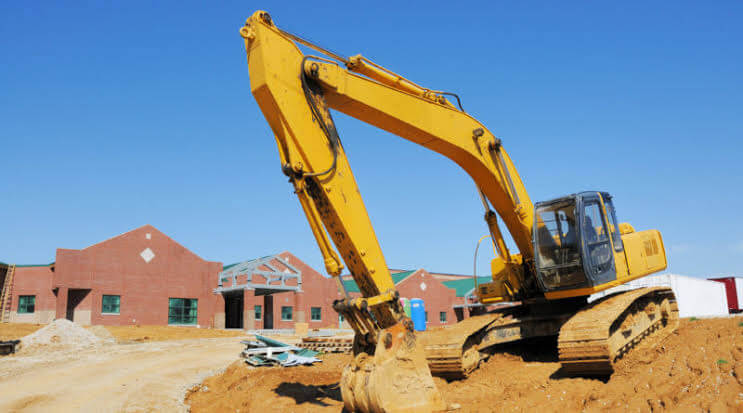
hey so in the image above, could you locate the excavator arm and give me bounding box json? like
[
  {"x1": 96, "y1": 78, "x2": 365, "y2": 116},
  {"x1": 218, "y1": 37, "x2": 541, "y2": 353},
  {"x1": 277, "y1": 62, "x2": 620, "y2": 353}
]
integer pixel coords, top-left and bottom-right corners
[{"x1": 242, "y1": 11, "x2": 534, "y2": 313}]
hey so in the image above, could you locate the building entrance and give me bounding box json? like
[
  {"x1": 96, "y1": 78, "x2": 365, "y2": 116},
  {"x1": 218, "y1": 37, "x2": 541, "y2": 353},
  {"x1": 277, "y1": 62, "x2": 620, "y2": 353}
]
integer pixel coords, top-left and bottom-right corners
[
  {"x1": 224, "y1": 291, "x2": 244, "y2": 329},
  {"x1": 66, "y1": 289, "x2": 91, "y2": 323}
]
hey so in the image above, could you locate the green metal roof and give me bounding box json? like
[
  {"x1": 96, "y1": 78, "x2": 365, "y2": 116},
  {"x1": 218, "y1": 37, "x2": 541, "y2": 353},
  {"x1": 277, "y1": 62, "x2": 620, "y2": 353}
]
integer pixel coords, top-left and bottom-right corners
[
  {"x1": 15, "y1": 262, "x2": 55, "y2": 268},
  {"x1": 342, "y1": 270, "x2": 417, "y2": 294},
  {"x1": 442, "y1": 277, "x2": 492, "y2": 297}
]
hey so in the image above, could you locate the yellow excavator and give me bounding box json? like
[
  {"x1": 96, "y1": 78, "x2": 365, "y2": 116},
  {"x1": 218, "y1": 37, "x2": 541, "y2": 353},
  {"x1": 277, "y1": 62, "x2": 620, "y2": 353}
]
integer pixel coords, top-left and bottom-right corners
[{"x1": 240, "y1": 11, "x2": 679, "y2": 412}]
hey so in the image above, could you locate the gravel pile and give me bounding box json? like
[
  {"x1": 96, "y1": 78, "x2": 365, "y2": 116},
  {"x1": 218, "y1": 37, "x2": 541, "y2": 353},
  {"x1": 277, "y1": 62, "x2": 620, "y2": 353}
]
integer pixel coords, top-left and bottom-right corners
[{"x1": 20, "y1": 319, "x2": 103, "y2": 354}]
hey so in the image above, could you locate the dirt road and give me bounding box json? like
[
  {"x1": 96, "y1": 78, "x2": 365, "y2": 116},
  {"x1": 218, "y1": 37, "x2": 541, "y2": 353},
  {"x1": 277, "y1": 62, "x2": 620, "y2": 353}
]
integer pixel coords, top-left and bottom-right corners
[{"x1": 0, "y1": 337, "x2": 244, "y2": 413}]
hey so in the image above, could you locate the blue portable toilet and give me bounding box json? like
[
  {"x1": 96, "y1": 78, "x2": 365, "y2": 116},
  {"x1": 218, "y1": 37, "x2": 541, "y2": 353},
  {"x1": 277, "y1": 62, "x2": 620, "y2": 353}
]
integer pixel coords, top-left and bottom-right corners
[{"x1": 410, "y1": 298, "x2": 426, "y2": 331}]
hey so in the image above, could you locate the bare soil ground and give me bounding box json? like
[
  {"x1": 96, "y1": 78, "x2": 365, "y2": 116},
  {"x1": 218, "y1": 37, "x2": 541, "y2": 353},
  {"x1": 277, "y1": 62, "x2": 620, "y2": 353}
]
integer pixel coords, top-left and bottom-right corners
[
  {"x1": 0, "y1": 323, "x2": 245, "y2": 343},
  {"x1": 186, "y1": 318, "x2": 743, "y2": 412},
  {"x1": 0, "y1": 336, "x2": 246, "y2": 412},
  {"x1": 103, "y1": 325, "x2": 246, "y2": 343},
  {"x1": 0, "y1": 323, "x2": 43, "y2": 341}
]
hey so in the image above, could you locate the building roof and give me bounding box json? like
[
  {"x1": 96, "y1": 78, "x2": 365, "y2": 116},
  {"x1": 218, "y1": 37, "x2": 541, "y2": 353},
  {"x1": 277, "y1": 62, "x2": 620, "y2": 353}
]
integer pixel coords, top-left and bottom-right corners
[
  {"x1": 442, "y1": 277, "x2": 492, "y2": 297},
  {"x1": 15, "y1": 262, "x2": 55, "y2": 268},
  {"x1": 342, "y1": 270, "x2": 417, "y2": 294},
  {"x1": 0, "y1": 261, "x2": 55, "y2": 268}
]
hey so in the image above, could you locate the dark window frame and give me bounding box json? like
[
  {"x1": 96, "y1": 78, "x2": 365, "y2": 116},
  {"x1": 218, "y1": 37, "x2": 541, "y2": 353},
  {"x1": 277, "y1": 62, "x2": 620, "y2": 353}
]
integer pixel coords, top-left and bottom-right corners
[
  {"x1": 101, "y1": 295, "x2": 120, "y2": 314},
  {"x1": 310, "y1": 307, "x2": 322, "y2": 321},
  {"x1": 439, "y1": 311, "x2": 447, "y2": 323},
  {"x1": 168, "y1": 298, "x2": 198, "y2": 325},
  {"x1": 18, "y1": 295, "x2": 35, "y2": 314},
  {"x1": 254, "y1": 305, "x2": 262, "y2": 321},
  {"x1": 281, "y1": 306, "x2": 293, "y2": 321}
]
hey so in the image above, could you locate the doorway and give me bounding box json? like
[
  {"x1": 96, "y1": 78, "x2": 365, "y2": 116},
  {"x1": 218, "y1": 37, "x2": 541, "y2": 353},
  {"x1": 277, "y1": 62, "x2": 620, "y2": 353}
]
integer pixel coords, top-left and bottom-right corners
[
  {"x1": 224, "y1": 291, "x2": 244, "y2": 329},
  {"x1": 263, "y1": 295, "x2": 273, "y2": 329},
  {"x1": 66, "y1": 289, "x2": 91, "y2": 322}
]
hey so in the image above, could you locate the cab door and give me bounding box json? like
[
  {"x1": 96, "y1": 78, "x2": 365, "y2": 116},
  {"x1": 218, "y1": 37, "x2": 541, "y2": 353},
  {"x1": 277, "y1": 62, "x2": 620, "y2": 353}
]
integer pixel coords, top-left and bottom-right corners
[{"x1": 579, "y1": 193, "x2": 617, "y2": 285}]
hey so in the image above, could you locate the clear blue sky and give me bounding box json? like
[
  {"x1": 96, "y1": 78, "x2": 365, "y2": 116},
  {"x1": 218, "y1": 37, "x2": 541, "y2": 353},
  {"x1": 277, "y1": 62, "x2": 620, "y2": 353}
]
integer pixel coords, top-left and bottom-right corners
[{"x1": 2, "y1": 2, "x2": 741, "y2": 278}]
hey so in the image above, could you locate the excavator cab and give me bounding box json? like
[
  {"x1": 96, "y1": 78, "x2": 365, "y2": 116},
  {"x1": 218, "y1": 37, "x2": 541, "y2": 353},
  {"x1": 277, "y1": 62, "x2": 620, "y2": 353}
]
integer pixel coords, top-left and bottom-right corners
[{"x1": 533, "y1": 191, "x2": 620, "y2": 293}]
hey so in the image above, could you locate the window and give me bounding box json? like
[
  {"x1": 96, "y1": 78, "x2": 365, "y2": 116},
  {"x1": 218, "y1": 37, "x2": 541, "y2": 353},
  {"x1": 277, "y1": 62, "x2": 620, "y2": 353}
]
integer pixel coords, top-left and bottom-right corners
[
  {"x1": 425, "y1": 311, "x2": 428, "y2": 322},
  {"x1": 583, "y1": 202, "x2": 612, "y2": 273},
  {"x1": 534, "y1": 200, "x2": 586, "y2": 290},
  {"x1": 440, "y1": 311, "x2": 447, "y2": 323},
  {"x1": 18, "y1": 295, "x2": 35, "y2": 314},
  {"x1": 535, "y1": 200, "x2": 581, "y2": 268},
  {"x1": 254, "y1": 305, "x2": 262, "y2": 320},
  {"x1": 311, "y1": 307, "x2": 321, "y2": 321},
  {"x1": 583, "y1": 202, "x2": 609, "y2": 244},
  {"x1": 281, "y1": 306, "x2": 293, "y2": 321},
  {"x1": 603, "y1": 197, "x2": 624, "y2": 252},
  {"x1": 339, "y1": 314, "x2": 344, "y2": 322},
  {"x1": 102, "y1": 295, "x2": 120, "y2": 314},
  {"x1": 168, "y1": 298, "x2": 198, "y2": 325}
]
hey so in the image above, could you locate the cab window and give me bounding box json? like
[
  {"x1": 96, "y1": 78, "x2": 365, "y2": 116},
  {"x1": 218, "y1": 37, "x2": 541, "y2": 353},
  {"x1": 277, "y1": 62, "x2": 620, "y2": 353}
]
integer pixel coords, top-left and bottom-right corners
[
  {"x1": 603, "y1": 198, "x2": 624, "y2": 252},
  {"x1": 583, "y1": 202, "x2": 612, "y2": 272}
]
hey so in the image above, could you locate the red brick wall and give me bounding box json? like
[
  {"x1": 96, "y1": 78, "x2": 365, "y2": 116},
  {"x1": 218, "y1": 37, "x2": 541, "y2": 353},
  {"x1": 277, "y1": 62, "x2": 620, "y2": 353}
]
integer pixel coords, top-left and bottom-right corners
[
  {"x1": 11, "y1": 266, "x2": 56, "y2": 322},
  {"x1": 240, "y1": 252, "x2": 340, "y2": 330},
  {"x1": 395, "y1": 269, "x2": 459, "y2": 327},
  {"x1": 338, "y1": 269, "x2": 461, "y2": 328},
  {"x1": 216, "y1": 252, "x2": 340, "y2": 330},
  {"x1": 52, "y1": 225, "x2": 222, "y2": 326},
  {"x1": 10, "y1": 226, "x2": 343, "y2": 329}
]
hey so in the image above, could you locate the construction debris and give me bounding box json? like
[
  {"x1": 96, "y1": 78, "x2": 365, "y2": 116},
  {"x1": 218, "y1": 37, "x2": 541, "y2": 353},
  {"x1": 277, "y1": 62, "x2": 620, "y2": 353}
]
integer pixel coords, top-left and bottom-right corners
[
  {"x1": 298, "y1": 336, "x2": 352, "y2": 353},
  {"x1": 0, "y1": 340, "x2": 20, "y2": 355},
  {"x1": 241, "y1": 334, "x2": 321, "y2": 367}
]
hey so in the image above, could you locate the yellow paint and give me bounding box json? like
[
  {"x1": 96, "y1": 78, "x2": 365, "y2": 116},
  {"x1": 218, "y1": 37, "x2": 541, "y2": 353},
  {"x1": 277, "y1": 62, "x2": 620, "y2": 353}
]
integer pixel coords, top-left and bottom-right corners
[{"x1": 545, "y1": 229, "x2": 667, "y2": 300}]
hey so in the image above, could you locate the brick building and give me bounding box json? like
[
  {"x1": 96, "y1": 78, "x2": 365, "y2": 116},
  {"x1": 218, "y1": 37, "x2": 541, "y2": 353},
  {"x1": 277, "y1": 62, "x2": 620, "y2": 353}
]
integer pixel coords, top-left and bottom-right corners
[
  {"x1": 217, "y1": 253, "x2": 339, "y2": 330},
  {"x1": 0, "y1": 225, "x2": 338, "y2": 329},
  {"x1": 341, "y1": 269, "x2": 468, "y2": 327},
  {"x1": 0, "y1": 225, "x2": 490, "y2": 330}
]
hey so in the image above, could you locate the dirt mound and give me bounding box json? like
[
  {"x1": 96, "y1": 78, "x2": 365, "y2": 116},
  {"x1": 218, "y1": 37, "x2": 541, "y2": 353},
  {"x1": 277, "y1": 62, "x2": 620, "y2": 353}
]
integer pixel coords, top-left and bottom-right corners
[
  {"x1": 186, "y1": 354, "x2": 347, "y2": 412},
  {"x1": 87, "y1": 325, "x2": 116, "y2": 344},
  {"x1": 186, "y1": 318, "x2": 743, "y2": 412},
  {"x1": 19, "y1": 319, "x2": 103, "y2": 354},
  {"x1": 440, "y1": 317, "x2": 743, "y2": 412}
]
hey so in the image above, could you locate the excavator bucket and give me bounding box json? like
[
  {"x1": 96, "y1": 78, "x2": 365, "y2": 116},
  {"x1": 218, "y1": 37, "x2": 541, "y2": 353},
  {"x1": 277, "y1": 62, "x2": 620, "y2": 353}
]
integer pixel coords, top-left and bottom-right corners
[{"x1": 340, "y1": 323, "x2": 446, "y2": 413}]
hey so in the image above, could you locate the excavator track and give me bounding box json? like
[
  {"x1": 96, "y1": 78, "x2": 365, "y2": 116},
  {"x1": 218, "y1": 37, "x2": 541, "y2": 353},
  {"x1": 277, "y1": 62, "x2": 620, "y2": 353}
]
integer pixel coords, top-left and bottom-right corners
[
  {"x1": 421, "y1": 312, "x2": 506, "y2": 378},
  {"x1": 557, "y1": 287, "x2": 679, "y2": 375},
  {"x1": 422, "y1": 307, "x2": 570, "y2": 378}
]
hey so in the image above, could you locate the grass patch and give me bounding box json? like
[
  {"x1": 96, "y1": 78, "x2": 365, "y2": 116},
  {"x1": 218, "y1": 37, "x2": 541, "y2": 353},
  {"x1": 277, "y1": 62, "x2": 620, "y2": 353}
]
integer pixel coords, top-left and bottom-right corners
[
  {"x1": 738, "y1": 321, "x2": 743, "y2": 327},
  {"x1": 717, "y1": 359, "x2": 729, "y2": 365},
  {"x1": 689, "y1": 317, "x2": 698, "y2": 321}
]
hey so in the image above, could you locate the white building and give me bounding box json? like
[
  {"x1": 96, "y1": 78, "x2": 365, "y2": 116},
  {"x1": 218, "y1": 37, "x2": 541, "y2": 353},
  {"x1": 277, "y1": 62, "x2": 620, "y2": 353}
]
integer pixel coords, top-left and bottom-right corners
[{"x1": 589, "y1": 273, "x2": 729, "y2": 318}]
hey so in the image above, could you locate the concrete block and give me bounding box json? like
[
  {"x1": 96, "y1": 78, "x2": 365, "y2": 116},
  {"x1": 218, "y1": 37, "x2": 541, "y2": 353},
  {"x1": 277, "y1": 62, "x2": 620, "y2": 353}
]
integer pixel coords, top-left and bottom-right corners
[
  {"x1": 295, "y1": 322, "x2": 309, "y2": 337},
  {"x1": 214, "y1": 312, "x2": 225, "y2": 329}
]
